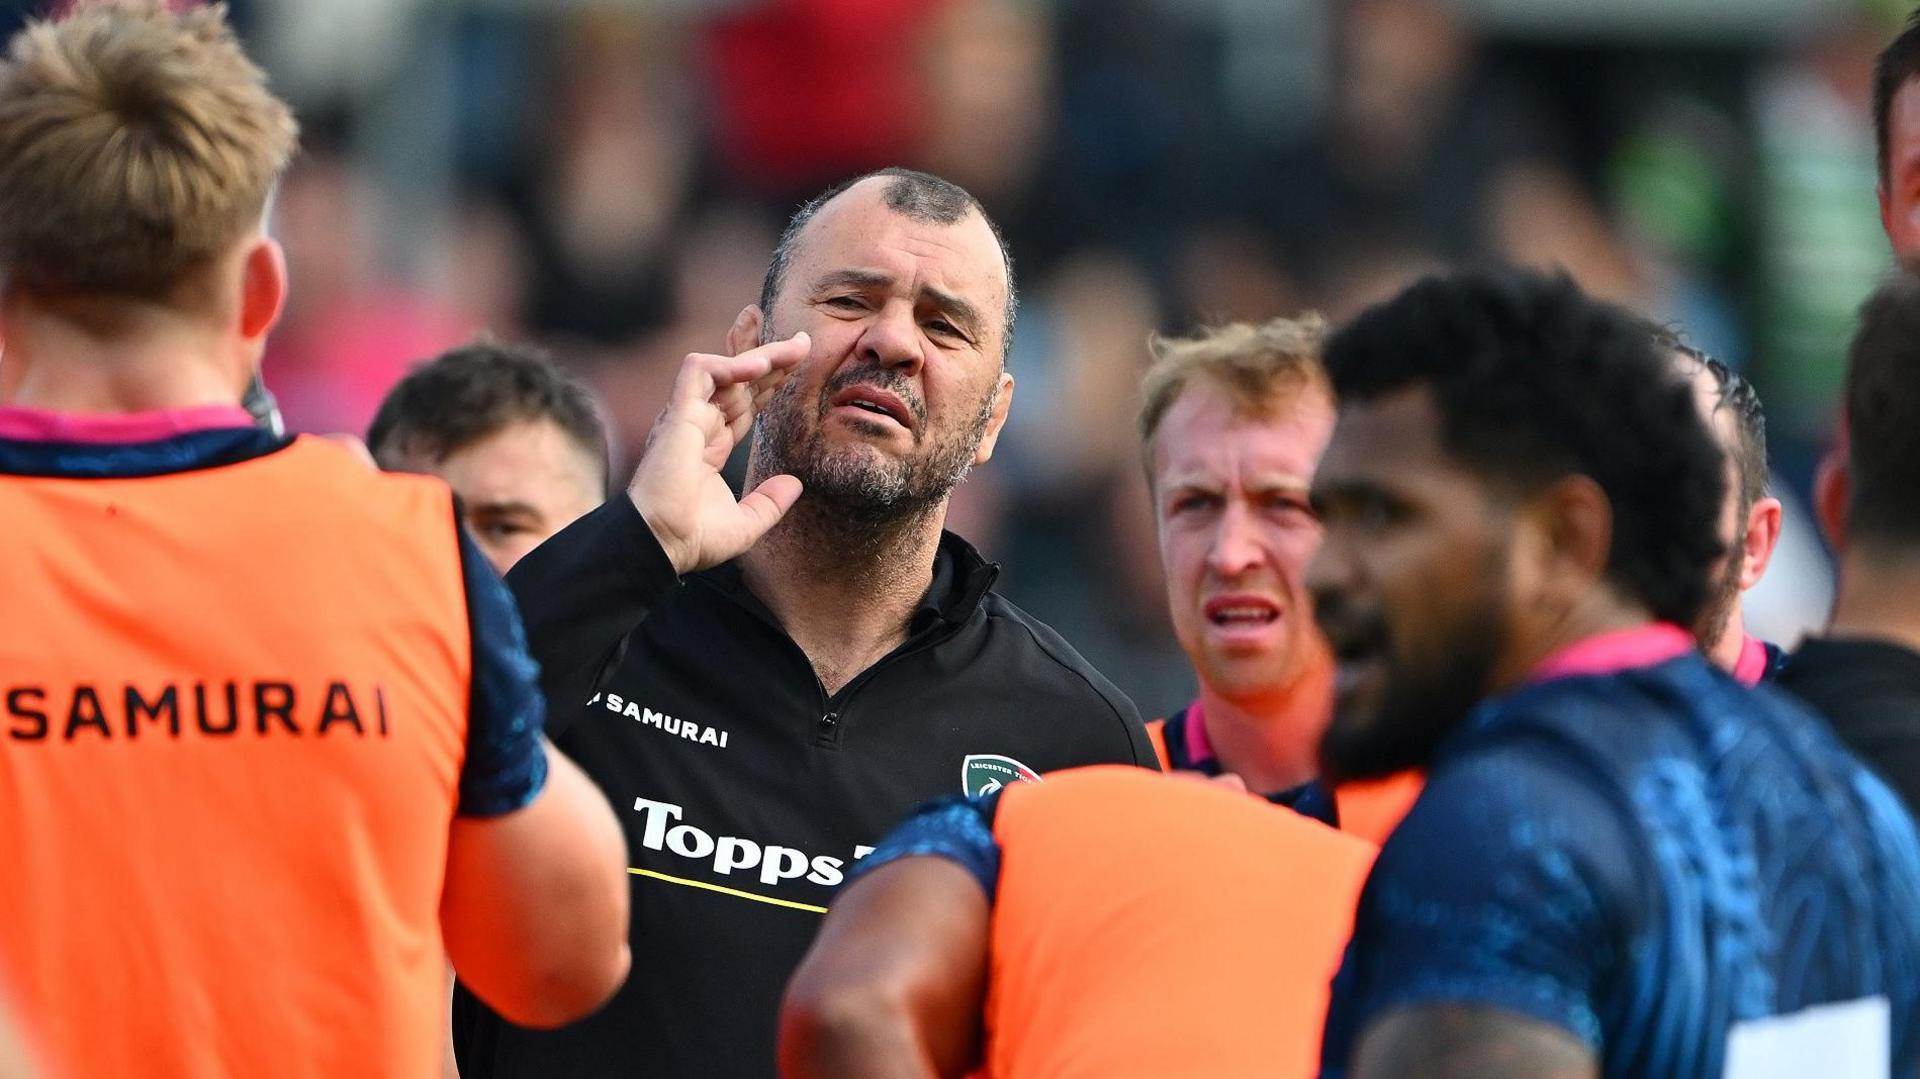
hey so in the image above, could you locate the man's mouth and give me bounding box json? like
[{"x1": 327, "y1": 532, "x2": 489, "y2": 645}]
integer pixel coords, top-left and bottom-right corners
[
  {"x1": 829, "y1": 385, "x2": 914, "y2": 430},
  {"x1": 1202, "y1": 596, "x2": 1284, "y2": 653},
  {"x1": 1203, "y1": 595, "x2": 1282, "y2": 628},
  {"x1": 1326, "y1": 623, "x2": 1387, "y2": 697}
]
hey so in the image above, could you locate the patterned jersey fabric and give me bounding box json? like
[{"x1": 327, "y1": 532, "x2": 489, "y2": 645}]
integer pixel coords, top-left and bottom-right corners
[{"x1": 1322, "y1": 651, "x2": 1920, "y2": 1077}]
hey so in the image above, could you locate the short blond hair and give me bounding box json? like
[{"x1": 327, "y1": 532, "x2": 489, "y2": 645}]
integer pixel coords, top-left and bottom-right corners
[
  {"x1": 0, "y1": 1, "x2": 297, "y2": 298},
  {"x1": 1139, "y1": 314, "x2": 1330, "y2": 475}
]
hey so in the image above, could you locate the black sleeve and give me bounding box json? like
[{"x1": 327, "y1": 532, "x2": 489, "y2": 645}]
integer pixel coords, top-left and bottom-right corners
[
  {"x1": 503, "y1": 495, "x2": 679, "y2": 740},
  {"x1": 454, "y1": 526, "x2": 548, "y2": 818}
]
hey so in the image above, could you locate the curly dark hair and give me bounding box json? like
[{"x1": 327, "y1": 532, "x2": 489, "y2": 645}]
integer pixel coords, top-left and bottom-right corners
[
  {"x1": 1646, "y1": 324, "x2": 1768, "y2": 512},
  {"x1": 1322, "y1": 267, "x2": 1726, "y2": 628},
  {"x1": 1845, "y1": 273, "x2": 1920, "y2": 550}
]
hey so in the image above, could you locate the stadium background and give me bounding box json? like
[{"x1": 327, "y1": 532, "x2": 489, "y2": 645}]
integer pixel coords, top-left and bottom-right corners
[{"x1": 3, "y1": 0, "x2": 1893, "y2": 718}]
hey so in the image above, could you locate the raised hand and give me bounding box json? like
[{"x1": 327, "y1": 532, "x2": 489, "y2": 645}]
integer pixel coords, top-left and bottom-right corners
[{"x1": 629, "y1": 333, "x2": 809, "y2": 576}]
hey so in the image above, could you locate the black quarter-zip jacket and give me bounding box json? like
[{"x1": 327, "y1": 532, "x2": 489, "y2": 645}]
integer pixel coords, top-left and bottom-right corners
[{"x1": 453, "y1": 495, "x2": 1157, "y2": 1078}]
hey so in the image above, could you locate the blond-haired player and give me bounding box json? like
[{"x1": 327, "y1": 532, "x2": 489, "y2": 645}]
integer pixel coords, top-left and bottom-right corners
[
  {"x1": 0, "y1": 5, "x2": 631, "y2": 1075},
  {"x1": 1138, "y1": 317, "x2": 1420, "y2": 842}
]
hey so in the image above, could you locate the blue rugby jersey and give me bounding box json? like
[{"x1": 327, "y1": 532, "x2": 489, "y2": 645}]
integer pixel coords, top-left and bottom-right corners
[{"x1": 1321, "y1": 626, "x2": 1920, "y2": 1077}]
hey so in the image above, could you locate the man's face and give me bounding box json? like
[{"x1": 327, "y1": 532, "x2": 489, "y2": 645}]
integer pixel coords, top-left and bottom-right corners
[
  {"x1": 385, "y1": 419, "x2": 603, "y2": 574},
  {"x1": 1883, "y1": 77, "x2": 1920, "y2": 264},
  {"x1": 1152, "y1": 379, "x2": 1335, "y2": 709},
  {"x1": 1307, "y1": 388, "x2": 1515, "y2": 782},
  {"x1": 749, "y1": 178, "x2": 1014, "y2": 518}
]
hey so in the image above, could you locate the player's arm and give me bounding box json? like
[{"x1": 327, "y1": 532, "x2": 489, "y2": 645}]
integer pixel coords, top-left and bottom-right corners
[
  {"x1": 505, "y1": 336, "x2": 807, "y2": 734},
  {"x1": 443, "y1": 742, "x2": 630, "y2": 1027},
  {"x1": 441, "y1": 527, "x2": 631, "y2": 1028},
  {"x1": 1351, "y1": 1004, "x2": 1596, "y2": 1079},
  {"x1": 780, "y1": 858, "x2": 988, "y2": 1079},
  {"x1": 780, "y1": 797, "x2": 1003, "y2": 1079}
]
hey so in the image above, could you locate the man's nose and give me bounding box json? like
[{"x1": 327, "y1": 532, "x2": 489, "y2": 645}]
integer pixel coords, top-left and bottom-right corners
[
  {"x1": 1207, "y1": 503, "x2": 1266, "y2": 578},
  {"x1": 858, "y1": 303, "x2": 926, "y2": 375}
]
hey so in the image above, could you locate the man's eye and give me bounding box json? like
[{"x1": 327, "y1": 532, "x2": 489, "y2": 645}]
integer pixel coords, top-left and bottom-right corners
[
  {"x1": 1266, "y1": 497, "x2": 1318, "y2": 523},
  {"x1": 825, "y1": 296, "x2": 866, "y2": 311},
  {"x1": 1171, "y1": 494, "x2": 1218, "y2": 515},
  {"x1": 1352, "y1": 496, "x2": 1399, "y2": 532},
  {"x1": 474, "y1": 520, "x2": 530, "y2": 541},
  {"x1": 926, "y1": 319, "x2": 961, "y2": 338},
  {"x1": 1319, "y1": 493, "x2": 1399, "y2": 533}
]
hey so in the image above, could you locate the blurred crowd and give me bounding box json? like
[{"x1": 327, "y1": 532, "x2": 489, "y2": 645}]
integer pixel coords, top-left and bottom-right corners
[
  {"x1": 16, "y1": 3, "x2": 1920, "y2": 1074},
  {"x1": 39, "y1": 0, "x2": 1902, "y2": 717}
]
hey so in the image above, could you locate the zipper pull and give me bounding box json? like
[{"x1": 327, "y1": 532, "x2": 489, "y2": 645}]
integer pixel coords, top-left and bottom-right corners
[{"x1": 815, "y1": 711, "x2": 840, "y2": 747}]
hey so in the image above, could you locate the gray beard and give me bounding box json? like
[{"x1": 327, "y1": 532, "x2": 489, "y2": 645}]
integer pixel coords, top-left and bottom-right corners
[{"x1": 750, "y1": 363, "x2": 993, "y2": 527}]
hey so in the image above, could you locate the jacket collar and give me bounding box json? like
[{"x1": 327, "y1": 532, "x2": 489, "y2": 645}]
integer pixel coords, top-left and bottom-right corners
[
  {"x1": 925, "y1": 530, "x2": 1000, "y2": 628},
  {"x1": 702, "y1": 529, "x2": 1001, "y2": 633}
]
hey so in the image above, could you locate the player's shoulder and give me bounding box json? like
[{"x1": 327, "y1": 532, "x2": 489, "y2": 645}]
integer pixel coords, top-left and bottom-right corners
[
  {"x1": 284, "y1": 435, "x2": 458, "y2": 520},
  {"x1": 284, "y1": 434, "x2": 442, "y2": 494},
  {"x1": 976, "y1": 591, "x2": 1132, "y2": 707},
  {"x1": 243, "y1": 438, "x2": 466, "y2": 575},
  {"x1": 1462, "y1": 656, "x2": 1731, "y2": 773},
  {"x1": 1383, "y1": 737, "x2": 1636, "y2": 889},
  {"x1": 1489, "y1": 656, "x2": 1709, "y2": 721},
  {"x1": 926, "y1": 535, "x2": 1146, "y2": 764}
]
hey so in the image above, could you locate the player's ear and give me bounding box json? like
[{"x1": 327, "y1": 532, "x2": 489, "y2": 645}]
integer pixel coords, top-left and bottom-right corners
[
  {"x1": 239, "y1": 237, "x2": 286, "y2": 343},
  {"x1": 1540, "y1": 475, "x2": 1612, "y2": 582},
  {"x1": 1815, "y1": 446, "x2": 1849, "y2": 553},
  {"x1": 1511, "y1": 475, "x2": 1611, "y2": 622},
  {"x1": 1738, "y1": 496, "x2": 1783, "y2": 590},
  {"x1": 727, "y1": 306, "x2": 765, "y2": 358}
]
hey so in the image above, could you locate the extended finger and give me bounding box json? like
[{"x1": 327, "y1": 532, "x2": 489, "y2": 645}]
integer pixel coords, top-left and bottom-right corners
[
  {"x1": 668, "y1": 339, "x2": 797, "y2": 406},
  {"x1": 710, "y1": 332, "x2": 809, "y2": 390},
  {"x1": 723, "y1": 333, "x2": 809, "y2": 428}
]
